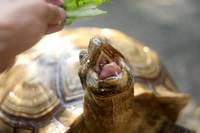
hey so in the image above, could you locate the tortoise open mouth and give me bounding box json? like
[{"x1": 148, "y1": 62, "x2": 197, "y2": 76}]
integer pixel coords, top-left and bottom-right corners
[
  {"x1": 94, "y1": 49, "x2": 122, "y2": 80},
  {"x1": 79, "y1": 37, "x2": 131, "y2": 97},
  {"x1": 93, "y1": 50, "x2": 129, "y2": 96}
]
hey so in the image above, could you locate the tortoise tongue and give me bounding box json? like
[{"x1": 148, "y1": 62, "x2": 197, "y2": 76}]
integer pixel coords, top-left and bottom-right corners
[{"x1": 99, "y1": 62, "x2": 121, "y2": 80}]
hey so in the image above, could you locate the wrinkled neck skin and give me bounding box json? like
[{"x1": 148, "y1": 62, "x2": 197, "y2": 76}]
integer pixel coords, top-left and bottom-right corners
[{"x1": 83, "y1": 86, "x2": 134, "y2": 133}]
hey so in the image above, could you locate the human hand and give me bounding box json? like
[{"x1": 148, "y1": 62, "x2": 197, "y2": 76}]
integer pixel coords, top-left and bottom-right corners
[
  {"x1": 0, "y1": 0, "x2": 65, "y2": 55},
  {"x1": 0, "y1": 0, "x2": 65, "y2": 72}
]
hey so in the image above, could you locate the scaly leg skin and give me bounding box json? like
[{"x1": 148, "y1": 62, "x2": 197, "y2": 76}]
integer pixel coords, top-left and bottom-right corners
[
  {"x1": 66, "y1": 115, "x2": 91, "y2": 133},
  {"x1": 160, "y1": 123, "x2": 195, "y2": 133}
]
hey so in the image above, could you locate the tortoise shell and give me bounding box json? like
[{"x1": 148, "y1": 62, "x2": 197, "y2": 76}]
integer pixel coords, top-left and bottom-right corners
[{"x1": 0, "y1": 28, "x2": 189, "y2": 133}]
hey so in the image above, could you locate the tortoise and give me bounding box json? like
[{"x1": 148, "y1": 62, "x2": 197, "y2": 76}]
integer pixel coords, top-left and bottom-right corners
[{"x1": 0, "y1": 27, "x2": 193, "y2": 133}]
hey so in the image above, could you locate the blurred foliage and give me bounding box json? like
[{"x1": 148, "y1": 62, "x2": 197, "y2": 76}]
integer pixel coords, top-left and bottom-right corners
[{"x1": 63, "y1": 0, "x2": 110, "y2": 24}]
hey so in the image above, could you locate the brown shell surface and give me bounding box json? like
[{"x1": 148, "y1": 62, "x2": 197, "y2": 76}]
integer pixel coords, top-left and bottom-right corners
[{"x1": 0, "y1": 27, "x2": 189, "y2": 132}]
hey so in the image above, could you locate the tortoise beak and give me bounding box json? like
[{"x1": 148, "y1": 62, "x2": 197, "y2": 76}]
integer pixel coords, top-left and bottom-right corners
[{"x1": 88, "y1": 37, "x2": 124, "y2": 81}]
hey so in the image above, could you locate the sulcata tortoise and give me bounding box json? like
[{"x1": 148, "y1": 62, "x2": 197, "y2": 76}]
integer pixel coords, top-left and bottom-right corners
[{"x1": 0, "y1": 28, "x2": 193, "y2": 133}]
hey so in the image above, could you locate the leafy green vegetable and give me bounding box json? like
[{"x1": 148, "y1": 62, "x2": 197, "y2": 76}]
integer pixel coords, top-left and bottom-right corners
[{"x1": 63, "y1": 0, "x2": 110, "y2": 25}]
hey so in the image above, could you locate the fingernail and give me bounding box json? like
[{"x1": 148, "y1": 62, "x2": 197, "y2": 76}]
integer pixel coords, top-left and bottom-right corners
[
  {"x1": 58, "y1": 7, "x2": 66, "y2": 23},
  {"x1": 48, "y1": 0, "x2": 62, "y2": 5}
]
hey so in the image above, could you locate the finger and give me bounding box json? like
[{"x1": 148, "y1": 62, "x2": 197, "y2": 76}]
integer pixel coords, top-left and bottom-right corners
[
  {"x1": 45, "y1": 24, "x2": 64, "y2": 34},
  {"x1": 46, "y1": 0, "x2": 63, "y2": 6},
  {"x1": 46, "y1": 4, "x2": 65, "y2": 24}
]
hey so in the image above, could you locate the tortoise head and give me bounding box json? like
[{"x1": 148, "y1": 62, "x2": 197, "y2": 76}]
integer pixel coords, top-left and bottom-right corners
[{"x1": 79, "y1": 36, "x2": 134, "y2": 97}]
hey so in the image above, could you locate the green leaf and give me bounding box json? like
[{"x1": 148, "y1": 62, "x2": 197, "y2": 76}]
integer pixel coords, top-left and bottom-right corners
[
  {"x1": 66, "y1": 17, "x2": 77, "y2": 25},
  {"x1": 63, "y1": 0, "x2": 110, "y2": 25},
  {"x1": 64, "y1": 0, "x2": 108, "y2": 10},
  {"x1": 67, "y1": 5, "x2": 106, "y2": 17}
]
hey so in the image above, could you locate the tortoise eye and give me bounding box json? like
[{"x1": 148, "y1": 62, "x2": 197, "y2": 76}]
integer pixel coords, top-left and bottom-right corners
[{"x1": 79, "y1": 50, "x2": 88, "y2": 64}]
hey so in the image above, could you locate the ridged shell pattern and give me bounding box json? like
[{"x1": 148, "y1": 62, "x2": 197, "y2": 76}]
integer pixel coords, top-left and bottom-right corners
[{"x1": 0, "y1": 62, "x2": 59, "y2": 119}]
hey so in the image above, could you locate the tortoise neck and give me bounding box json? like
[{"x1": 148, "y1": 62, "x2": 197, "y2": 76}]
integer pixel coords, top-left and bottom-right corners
[{"x1": 83, "y1": 87, "x2": 134, "y2": 133}]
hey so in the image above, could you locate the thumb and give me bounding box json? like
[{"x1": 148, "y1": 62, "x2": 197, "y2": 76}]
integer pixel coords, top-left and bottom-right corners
[{"x1": 46, "y1": 3, "x2": 65, "y2": 25}]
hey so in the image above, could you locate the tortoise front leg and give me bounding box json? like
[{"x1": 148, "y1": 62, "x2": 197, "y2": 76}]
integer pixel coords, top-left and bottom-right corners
[
  {"x1": 160, "y1": 123, "x2": 195, "y2": 133},
  {"x1": 66, "y1": 115, "x2": 91, "y2": 133}
]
